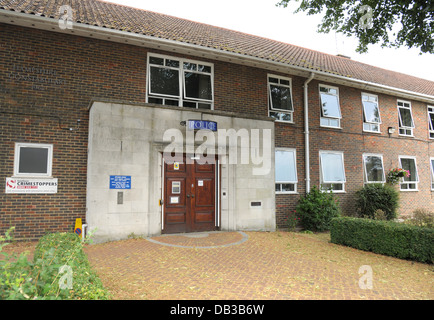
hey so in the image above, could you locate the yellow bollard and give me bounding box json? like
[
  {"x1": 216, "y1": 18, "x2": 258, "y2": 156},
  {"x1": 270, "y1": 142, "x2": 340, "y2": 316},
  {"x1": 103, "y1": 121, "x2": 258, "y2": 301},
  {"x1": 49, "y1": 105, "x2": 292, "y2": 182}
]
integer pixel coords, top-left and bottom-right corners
[{"x1": 74, "y1": 218, "x2": 82, "y2": 239}]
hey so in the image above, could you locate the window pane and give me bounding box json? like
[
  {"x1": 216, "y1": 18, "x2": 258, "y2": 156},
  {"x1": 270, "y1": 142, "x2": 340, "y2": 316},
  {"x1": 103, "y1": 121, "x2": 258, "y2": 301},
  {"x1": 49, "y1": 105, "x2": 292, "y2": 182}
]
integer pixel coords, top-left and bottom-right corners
[
  {"x1": 320, "y1": 93, "x2": 341, "y2": 118},
  {"x1": 363, "y1": 101, "x2": 380, "y2": 123},
  {"x1": 150, "y1": 66, "x2": 179, "y2": 96},
  {"x1": 364, "y1": 156, "x2": 384, "y2": 182},
  {"x1": 270, "y1": 84, "x2": 293, "y2": 111},
  {"x1": 429, "y1": 112, "x2": 434, "y2": 131},
  {"x1": 275, "y1": 150, "x2": 297, "y2": 182},
  {"x1": 321, "y1": 153, "x2": 345, "y2": 183},
  {"x1": 400, "y1": 158, "x2": 417, "y2": 182},
  {"x1": 19, "y1": 147, "x2": 48, "y2": 174},
  {"x1": 281, "y1": 184, "x2": 295, "y2": 192},
  {"x1": 184, "y1": 72, "x2": 212, "y2": 100},
  {"x1": 149, "y1": 57, "x2": 164, "y2": 65},
  {"x1": 399, "y1": 107, "x2": 414, "y2": 127}
]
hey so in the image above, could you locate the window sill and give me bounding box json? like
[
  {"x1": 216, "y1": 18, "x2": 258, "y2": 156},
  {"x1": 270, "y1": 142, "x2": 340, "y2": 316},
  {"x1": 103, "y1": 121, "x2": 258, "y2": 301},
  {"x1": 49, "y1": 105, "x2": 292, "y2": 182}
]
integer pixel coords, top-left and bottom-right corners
[
  {"x1": 274, "y1": 120, "x2": 295, "y2": 124},
  {"x1": 320, "y1": 125, "x2": 342, "y2": 130},
  {"x1": 276, "y1": 192, "x2": 298, "y2": 195}
]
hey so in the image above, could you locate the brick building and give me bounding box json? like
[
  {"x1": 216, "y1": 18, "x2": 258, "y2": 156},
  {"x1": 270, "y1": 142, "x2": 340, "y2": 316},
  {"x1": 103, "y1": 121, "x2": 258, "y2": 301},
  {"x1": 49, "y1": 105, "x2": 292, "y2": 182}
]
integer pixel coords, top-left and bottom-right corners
[{"x1": 1, "y1": 0, "x2": 433, "y2": 242}]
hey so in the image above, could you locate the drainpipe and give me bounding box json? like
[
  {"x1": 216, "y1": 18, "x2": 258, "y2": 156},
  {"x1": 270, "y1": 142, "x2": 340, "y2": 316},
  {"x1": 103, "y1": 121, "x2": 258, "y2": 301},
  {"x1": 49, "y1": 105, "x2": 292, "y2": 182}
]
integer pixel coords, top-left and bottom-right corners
[{"x1": 304, "y1": 72, "x2": 315, "y2": 194}]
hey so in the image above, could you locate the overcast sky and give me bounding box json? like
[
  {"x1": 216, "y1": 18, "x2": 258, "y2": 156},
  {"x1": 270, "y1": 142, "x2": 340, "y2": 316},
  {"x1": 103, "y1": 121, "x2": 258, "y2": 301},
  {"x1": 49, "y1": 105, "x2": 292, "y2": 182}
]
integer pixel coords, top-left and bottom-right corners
[{"x1": 105, "y1": 0, "x2": 434, "y2": 81}]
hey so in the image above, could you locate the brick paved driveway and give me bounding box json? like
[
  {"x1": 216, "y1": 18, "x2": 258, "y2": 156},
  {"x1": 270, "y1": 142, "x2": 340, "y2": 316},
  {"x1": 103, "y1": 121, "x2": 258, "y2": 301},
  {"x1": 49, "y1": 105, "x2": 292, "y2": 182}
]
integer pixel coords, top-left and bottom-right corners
[{"x1": 84, "y1": 231, "x2": 433, "y2": 300}]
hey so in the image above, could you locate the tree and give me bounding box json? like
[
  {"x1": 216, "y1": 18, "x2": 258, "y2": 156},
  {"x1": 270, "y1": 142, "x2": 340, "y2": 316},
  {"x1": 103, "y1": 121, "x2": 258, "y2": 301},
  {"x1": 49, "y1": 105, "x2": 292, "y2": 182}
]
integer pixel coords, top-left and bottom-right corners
[{"x1": 276, "y1": 0, "x2": 434, "y2": 54}]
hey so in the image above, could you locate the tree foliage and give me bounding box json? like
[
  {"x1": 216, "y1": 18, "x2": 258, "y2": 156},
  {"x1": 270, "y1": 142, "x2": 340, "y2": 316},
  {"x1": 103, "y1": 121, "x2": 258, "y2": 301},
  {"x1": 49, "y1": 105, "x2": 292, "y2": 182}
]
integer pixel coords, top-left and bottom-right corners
[{"x1": 276, "y1": 0, "x2": 434, "y2": 54}]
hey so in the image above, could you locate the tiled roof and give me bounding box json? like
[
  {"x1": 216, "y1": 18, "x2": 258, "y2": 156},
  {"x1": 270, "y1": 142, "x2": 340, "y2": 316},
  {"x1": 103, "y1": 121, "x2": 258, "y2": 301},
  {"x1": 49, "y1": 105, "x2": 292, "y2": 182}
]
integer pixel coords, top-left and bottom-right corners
[{"x1": 1, "y1": 0, "x2": 433, "y2": 97}]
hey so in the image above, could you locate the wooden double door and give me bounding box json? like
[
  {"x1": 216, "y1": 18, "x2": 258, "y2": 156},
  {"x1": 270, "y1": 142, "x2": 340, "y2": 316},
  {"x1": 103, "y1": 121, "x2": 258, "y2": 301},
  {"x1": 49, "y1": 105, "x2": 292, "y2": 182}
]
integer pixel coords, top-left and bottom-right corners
[{"x1": 163, "y1": 154, "x2": 218, "y2": 234}]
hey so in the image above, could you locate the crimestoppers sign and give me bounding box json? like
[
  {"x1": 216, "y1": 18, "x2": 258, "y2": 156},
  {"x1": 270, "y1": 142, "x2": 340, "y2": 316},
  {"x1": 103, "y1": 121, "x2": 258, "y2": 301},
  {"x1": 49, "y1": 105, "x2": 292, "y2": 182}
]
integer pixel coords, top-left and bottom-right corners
[{"x1": 5, "y1": 177, "x2": 58, "y2": 194}]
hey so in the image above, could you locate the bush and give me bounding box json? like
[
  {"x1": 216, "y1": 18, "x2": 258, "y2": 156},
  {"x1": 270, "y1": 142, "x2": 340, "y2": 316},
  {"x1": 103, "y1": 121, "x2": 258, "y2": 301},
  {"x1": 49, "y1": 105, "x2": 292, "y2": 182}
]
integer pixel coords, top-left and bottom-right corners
[
  {"x1": 355, "y1": 183, "x2": 399, "y2": 220},
  {"x1": 405, "y1": 208, "x2": 434, "y2": 228},
  {"x1": 330, "y1": 217, "x2": 434, "y2": 263},
  {"x1": 296, "y1": 185, "x2": 340, "y2": 232},
  {"x1": 1, "y1": 228, "x2": 110, "y2": 300}
]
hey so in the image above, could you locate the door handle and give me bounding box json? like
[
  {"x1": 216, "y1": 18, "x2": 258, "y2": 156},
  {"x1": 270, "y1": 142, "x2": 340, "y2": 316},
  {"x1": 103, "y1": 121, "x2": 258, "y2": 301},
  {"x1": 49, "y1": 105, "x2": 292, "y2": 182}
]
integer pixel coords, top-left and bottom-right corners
[
  {"x1": 187, "y1": 194, "x2": 190, "y2": 198},
  {"x1": 191, "y1": 195, "x2": 195, "y2": 198}
]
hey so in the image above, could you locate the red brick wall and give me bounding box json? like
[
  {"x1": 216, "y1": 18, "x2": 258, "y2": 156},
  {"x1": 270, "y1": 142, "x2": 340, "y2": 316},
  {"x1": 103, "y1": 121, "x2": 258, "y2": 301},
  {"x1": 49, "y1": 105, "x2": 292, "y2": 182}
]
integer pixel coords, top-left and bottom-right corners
[{"x1": 1, "y1": 23, "x2": 433, "y2": 239}]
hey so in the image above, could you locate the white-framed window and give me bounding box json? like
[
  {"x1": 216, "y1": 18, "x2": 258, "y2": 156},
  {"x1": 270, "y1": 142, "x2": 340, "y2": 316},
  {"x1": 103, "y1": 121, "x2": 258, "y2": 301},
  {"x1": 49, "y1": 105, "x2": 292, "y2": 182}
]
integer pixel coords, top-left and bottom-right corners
[
  {"x1": 147, "y1": 53, "x2": 214, "y2": 109},
  {"x1": 275, "y1": 148, "x2": 297, "y2": 193},
  {"x1": 362, "y1": 93, "x2": 381, "y2": 133},
  {"x1": 14, "y1": 142, "x2": 53, "y2": 177},
  {"x1": 319, "y1": 151, "x2": 346, "y2": 192},
  {"x1": 430, "y1": 158, "x2": 434, "y2": 190},
  {"x1": 399, "y1": 156, "x2": 419, "y2": 191},
  {"x1": 319, "y1": 84, "x2": 341, "y2": 128},
  {"x1": 428, "y1": 106, "x2": 434, "y2": 139},
  {"x1": 397, "y1": 100, "x2": 414, "y2": 136},
  {"x1": 363, "y1": 154, "x2": 385, "y2": 183},
  {"x1": 268, "y1": 75, "x2": 294, "y2": 123}
]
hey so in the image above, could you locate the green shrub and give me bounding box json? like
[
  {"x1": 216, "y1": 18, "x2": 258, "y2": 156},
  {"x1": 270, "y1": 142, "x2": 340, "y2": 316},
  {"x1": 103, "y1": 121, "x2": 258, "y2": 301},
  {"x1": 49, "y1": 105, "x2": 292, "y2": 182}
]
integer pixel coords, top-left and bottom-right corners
[
  {"x1": 1, "y1": 228, "x2": 109, "y2": 300},
  {"x1": 330, "y1": 217, "x2": 434, "y2": 263},
  {"x1": 355, "y1": 183, "x2": 399, "y2": 220},
  {"x1": 296, "y1": 185, "x2": 340, "y2": 232},
  {"x1": 405, "y1": 208, "x2": 434, "y2": 228}
]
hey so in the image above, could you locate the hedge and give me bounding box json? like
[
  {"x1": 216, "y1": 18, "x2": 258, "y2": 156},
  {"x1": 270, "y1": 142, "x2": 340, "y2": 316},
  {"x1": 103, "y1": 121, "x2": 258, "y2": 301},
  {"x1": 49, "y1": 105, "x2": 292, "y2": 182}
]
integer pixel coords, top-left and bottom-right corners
[
  {"x1": 330, "y1": 217, "x2": 433, "y2": 264},
  {"x1": 1, "y1": 229, "x2": 109, "y2": 300},
  {"x1": 33, "y1": 232, "x2": 110, "y2": 300}
]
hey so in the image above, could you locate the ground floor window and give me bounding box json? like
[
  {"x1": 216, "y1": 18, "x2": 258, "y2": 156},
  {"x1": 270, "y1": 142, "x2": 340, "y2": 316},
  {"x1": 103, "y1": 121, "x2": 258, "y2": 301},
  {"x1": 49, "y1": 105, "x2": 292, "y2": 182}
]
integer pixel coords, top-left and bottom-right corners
[
  {"x1": 430, "y1": 158, "x2": 434, "y2": 190},
  {"x1": 319, "y1": 151, "x2": 346, "y2": 192},
  {"x1": 399, "y1": 156, "x2": 419, "y2": 191},
  {"x1": 275, "y1": 149, "x2": 297, "y2": 193},
  {"x1": 363, "y1": 154, "x2": 385, "y2": 183},
  {"x1": 14, "y1": 142, "x2": 53, "y2": 177}
]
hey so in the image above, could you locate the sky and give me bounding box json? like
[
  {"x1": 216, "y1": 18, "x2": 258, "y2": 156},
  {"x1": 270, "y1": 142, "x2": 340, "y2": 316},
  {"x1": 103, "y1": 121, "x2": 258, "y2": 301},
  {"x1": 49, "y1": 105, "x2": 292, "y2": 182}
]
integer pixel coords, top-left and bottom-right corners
[{"x1": 105, "y1": 0, "x2": 434, "y2": 82}]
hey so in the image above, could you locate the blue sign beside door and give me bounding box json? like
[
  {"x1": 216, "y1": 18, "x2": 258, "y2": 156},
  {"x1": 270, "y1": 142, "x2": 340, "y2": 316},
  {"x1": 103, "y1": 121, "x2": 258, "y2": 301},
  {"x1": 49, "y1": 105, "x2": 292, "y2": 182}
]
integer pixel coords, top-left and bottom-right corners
[{"x1": 110, "y1": 175, "x2": 131, "y2": 189}]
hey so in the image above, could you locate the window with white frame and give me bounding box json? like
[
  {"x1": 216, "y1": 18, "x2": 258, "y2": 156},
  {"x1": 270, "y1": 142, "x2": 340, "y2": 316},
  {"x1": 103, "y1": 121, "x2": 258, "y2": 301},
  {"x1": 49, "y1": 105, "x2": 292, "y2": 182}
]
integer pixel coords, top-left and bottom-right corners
[
  {"x1": 319, "y1": 84, "x2": 341, "y2": 128},
  {"x1": 14, "y1": 143, "x2": 53, "y2": 177},
  {"x1": 268, "y1": 75, "x2": 294, "y2": 122},
  {"x1": 319, "y1": 151, "x2": 346, "y2": 192},
  {"x1": 362, "y1": 93, "x2": 381, "y2": 132},
  {"x1": 430, "y1": 158, "x2": 434, "y2": 190},
  {"x1": 428, "y1": 106, "x2": 434, "y2": 139},
  {"x1": 363, "y1": 154, "x2": 385, "y2": 183},
  {"x1": 397, "y1": 100, "x2": 414, "y2": 136},
  {"x1": 275, "y1": 149, "x2": 297, "y2": 193},
  {"x1": 399, "y1": 156, "x2": 419, "y2": 191},
  {"x1": 147, "y1": 53, "x2": 213, "y2": 109}
]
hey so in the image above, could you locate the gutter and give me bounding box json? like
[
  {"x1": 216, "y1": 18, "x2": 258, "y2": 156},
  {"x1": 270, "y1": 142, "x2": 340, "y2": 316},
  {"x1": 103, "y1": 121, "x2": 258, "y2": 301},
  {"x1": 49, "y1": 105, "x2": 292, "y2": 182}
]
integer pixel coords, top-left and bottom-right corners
[
  {"x1": 303, "y1": 72, "x2": 315, "y2": 194},
  {"x1": 1, "y1": 10, "x2": 433, "y2": 103}
]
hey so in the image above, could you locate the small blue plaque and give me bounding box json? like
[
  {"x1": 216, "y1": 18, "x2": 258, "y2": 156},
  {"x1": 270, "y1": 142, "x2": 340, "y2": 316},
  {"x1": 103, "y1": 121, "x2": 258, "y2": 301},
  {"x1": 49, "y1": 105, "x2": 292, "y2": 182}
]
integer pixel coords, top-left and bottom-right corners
[
  {"x1": 109, "y1": 175, "x2": 131, "y2": 189},
  {"x1": 187, "y1": 120, "x2": 217, "y2": 131}
]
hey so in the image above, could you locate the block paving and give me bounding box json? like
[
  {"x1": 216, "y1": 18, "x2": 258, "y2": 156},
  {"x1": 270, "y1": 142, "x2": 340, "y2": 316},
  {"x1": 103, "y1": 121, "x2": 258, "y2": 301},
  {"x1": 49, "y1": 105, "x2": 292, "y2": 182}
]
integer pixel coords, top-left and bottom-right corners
[{"x1": 83, "y1": 231, "x2": 433, "y2": 300}]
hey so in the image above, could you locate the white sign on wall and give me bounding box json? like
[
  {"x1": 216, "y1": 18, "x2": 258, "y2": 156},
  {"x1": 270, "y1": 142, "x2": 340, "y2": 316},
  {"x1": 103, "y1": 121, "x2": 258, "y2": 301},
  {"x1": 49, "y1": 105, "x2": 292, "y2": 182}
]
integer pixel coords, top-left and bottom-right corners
[{"x1": 5, "y1": 178, "x2": 58, "y2": 194}]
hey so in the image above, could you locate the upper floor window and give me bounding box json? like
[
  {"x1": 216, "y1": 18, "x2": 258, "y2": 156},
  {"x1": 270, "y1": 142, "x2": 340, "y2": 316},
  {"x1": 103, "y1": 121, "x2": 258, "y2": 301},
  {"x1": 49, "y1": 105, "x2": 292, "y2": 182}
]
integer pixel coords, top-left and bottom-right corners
[
  {"x1": 397, "y1": 100, "x2": 414, "y2": 136},
  {"x1": 363, "y1": 154, "x2": 385, "y2": 183},
  {"x1": 14, "y1": 142, "x2": 53, "y2": 177},
  {"x1": 319, "y1": 151, "x2": 346, "y2": 192},
  {"x1": 319, "y1": 84, "x2": 341, "y2": 128},
  {"x1": 275, "y1": 148, "x2": 297, "y2": 193},
  {"x1": 362, "y1": 93, "x2": 381, "y2": 133},
  {"x1": 428, "y1": 106, "x2": 434, "y2": 139},
  {"x1": 268, "y1": 75, "x2": 294, "y2": 123},
  {"x1": 147, "y1": 53, "x2": 213, "y2": 109},
  {"x1": 399, "y1": 156, "x2": 419, "y2": 191}
]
